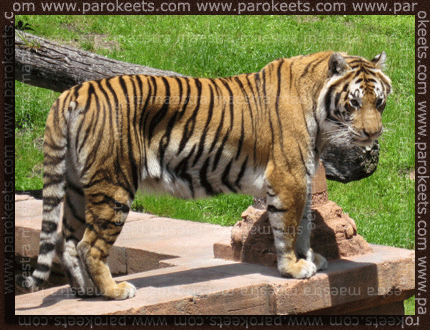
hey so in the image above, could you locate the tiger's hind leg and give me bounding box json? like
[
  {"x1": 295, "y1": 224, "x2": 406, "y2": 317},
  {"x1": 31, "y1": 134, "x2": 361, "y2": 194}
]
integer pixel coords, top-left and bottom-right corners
[
  {"x1": 59, "y1": 186, "x2": 99, "y2": 297},
  {"x1": 266, "y1": 166, "x2": 319, "y2": 279},
  {"x1": 77, "y1": 185, "x2": 136, "y2": 300}
]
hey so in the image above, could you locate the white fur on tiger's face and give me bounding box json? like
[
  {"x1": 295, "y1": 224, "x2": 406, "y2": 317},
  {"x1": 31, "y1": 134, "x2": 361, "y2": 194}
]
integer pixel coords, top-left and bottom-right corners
[{"x1": 16, "y1": 51, "x2": 391, "y2": 300}]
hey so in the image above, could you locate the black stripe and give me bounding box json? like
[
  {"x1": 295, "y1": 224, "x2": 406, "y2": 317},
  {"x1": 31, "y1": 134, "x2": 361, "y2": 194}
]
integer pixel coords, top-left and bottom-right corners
[
  {"x1": 199, "y1": 157, "x2": 215, "y2": 196},
  {"x1": 80, "y1": 104, "x2": 106, "y2": 174},
  {"x1": 253, "y1": 71, "x2": 264, "y2": 115},
  {"x1": 192, "y1": 82, "x2": 215, "y2": 167},
  {"x1": 30, "y1": 275, "x2": 45, "y2": 287},
  {"x1": 93, "y1": 245, "x2": 109, "y2": 259},
  {"x1": 261, "y1": 67, "x2": 267, "y2": 112},
  {"x1": 43, "y1": 196, "x2": 62, "y2": 208},
  {"x1": 275, "y1": 60, "x2": 286, "y2": 157},
  {"x1": 178, "y1": 78, "x2": 202, "y2": 155},
  {"x1": 41, "y1": 221, "x2": 58, "y2": 234},
  {"x1": 235, "y1": 113, "x2": 245, "y2": 161},
  {"x1": 160, "y1": 111, "x2": 179, "y2": 169},
  {"x1": 234, "y1": 76, "x2": 255, "y2": 133},
  {"x1": 43, "y1": 173, "x2": 64, "y2": 188},
  {"x1": 94, "y1": 234, "x2": 117, "y2": 246},
  {"x1": 213, "y1": 134, "x2": 228, "y2": 172},
  {"x1": 67, "y1": 179, "x2": 84, "y2": 196},
  {"x1": 267, "y1": 112, "x2": 276, "y2": 159},
  {"x1": 179, "y1": 77, "x2": 191, "y2": 120},
  {"x1": 139, "y1": 76, "x2": 153, "y2": 174},
  {"x1": 288, "y1": 57, "x2": 299, "y2": 93},
  {"x1": 355, "y1": 65, "x2": 370, "y2": 75},
  {"x1": 297, "y1": 142, "x2": 311, "y2": 177},
  {"x1": 343, "y1": 83, "x2": 350, "y2": 92},
  {"x1": 212, "y1": 79, "x2": 234, "y2": 172},
  {"x1": 244, "y1": 74, "x2": 259, "y2": 112},
  {"x1": 173, "y1": 145, "x2": 196, "y2": 198},
  {"x1": 83, "y1": 82, "x2": 95, "y2": 112},
  {"x1": 209, "y1": 80, "x2": 226, "y2": 154},
  {"x1": 175, "y1": 77, "x2": 183, "y2": 102},
  {"x1": 159, "y1": 79, "x2": 181, "y2": 170},
  {"x1": 148, "y1": 77, "x2": 170, "y2": 141},
  {"x1": 100, "y1": 221, "x2": 124, "y2": 230},
  {"x1": 334, "y1": 92, "x2": 342, "y2": 109},
  {"x1": 35, "y1": 263, "x2": 51, "y2": 273},
  {"x1": 140, "y1": 76, "x2": 155, "y2": 146},
  {"x1": 78, "y1": 79, "x2": 112, "y2": 160},
  {"x1": 44, "y1": 153, "x2": 65, "y2": 167},
  {"x1": 221, "y1": 160, "x2": 237, "y2": 193},
  {"x1": 39, "y1": 242, "x2": 55, "y2": 255},
  {"x1": 86, "y1": 222, "x2": 96, "y2": 233},
  {"x1": 119, "y1": 76, "x2": 140, "y2": 192},
  {"x1": 62, "y1": 216, "x2": 76, "y2": 233},
  {"x1": 243, "y1": 75, "x2": 259, "y2": 165},
  {"x1": 132, "y1": 76, "x2": 144, "y2": 171},
  {"x1": 95, "y1": 78, "x2": 112, "y2": 113},
  {"x1": 112, "y1": 158, "x2": 136, "y2": 201},
  {"x1": 76, "y1": 107, "x2": 96, "y2": 154},
  {"x1": 234, "y1": 156, "x2": 248, "y2": 189},
  {"x1": 376, "y1": 72, "x2": 392, "y2": 92},
  {"x1": 324, "y1": 84, "x2": 336, "y2": 116},
  {"x1": 43, "y1": 141, "x2": 65, "y2": 151},
  {"x1": 89, "y1": 193, "x2": 130, "y2": 214},
  {"x1": 299, "y1": 56, "x2": 327, "y2": 82},
  {"x1": 65, "y1": 235, "x2": 79, "y2": 243}
]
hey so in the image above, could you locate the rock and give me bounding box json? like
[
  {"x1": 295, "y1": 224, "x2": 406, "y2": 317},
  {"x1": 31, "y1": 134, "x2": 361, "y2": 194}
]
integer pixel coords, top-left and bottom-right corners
[
  {"x1": 231, "y1": 201, "x2": 372, "y2": 267},
  {"x1": 228, "y1": 164, "x2": 372, "y2": 267}
]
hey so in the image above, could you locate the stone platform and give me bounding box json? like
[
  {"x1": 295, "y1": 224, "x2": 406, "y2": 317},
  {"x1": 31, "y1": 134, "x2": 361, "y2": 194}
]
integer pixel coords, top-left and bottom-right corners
[{"x1": 15, "y1": 195, "x2": 415, "y2": 315}]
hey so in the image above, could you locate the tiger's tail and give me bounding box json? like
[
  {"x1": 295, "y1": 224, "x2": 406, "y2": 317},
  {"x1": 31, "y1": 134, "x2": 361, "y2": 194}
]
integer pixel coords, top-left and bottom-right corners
[{"x1": 16, "y1": 97, "x2": 72, "y2": 293}]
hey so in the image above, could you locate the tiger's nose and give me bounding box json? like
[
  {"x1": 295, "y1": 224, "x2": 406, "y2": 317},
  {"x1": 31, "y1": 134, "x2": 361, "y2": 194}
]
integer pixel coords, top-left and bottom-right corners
[{"x1": 363, "y1": 126, "x2": 382, "y2": 140}]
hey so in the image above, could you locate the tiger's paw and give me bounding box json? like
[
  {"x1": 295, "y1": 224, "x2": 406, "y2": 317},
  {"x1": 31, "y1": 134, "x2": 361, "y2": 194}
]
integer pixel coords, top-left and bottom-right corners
[
  {"x1": 278, "y1": 258, "x2": 317, "y2": 279},
  {"x1": 302, "y1": 249, "x2": 328, "y2": 272},
  {"x1": 313, "y1": 252, "x2": 328, "y2": 271},
  {"x1": 103, "y1": 281, "x2": 136, "y2": 300}
]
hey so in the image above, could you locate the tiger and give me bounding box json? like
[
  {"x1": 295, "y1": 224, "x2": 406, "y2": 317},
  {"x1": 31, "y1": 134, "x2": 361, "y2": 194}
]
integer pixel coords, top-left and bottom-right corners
[{"x1": 17, "y1": 51, "x2": 391, "y2": 300}]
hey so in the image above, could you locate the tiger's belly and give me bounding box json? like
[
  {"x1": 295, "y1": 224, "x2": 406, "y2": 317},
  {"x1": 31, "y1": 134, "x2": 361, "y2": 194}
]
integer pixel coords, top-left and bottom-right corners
[{"x1": 139, "y1": 147, "x2": 267, "y2": 199}]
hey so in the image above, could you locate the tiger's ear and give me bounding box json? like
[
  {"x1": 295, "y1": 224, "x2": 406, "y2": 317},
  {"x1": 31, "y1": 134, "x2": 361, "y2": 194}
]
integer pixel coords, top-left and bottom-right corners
[
  {"x1": 328, "y1": 53, "x2": 351, "y2": 77},
  {"x1": 371, "y1": 51, "x2": 387, "y2": 70}
]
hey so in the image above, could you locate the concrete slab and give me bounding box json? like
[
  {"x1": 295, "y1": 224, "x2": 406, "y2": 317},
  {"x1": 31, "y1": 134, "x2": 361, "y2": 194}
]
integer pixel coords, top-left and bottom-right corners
[{"x1": 15, "y1": 196, "x2": 415, "y2": 315}]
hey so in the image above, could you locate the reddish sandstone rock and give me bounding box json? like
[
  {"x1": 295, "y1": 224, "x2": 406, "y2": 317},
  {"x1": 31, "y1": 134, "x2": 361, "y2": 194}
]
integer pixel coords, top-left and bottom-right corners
[
  {"x1": 223, "y1": 164, "x2": 372, "y2": 267},
  {"x1": 229, "y1": 201, "x2": 372, "y2": 267}
]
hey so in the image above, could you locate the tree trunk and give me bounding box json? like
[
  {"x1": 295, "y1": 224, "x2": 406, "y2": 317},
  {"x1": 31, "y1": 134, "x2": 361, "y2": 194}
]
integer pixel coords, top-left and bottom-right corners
[
  {"x1": 15, "y1": 31, "x2": 379, "y2": 183},
  {"x1": 15, "y1": 31, "x2": 185, "y2": 93}
]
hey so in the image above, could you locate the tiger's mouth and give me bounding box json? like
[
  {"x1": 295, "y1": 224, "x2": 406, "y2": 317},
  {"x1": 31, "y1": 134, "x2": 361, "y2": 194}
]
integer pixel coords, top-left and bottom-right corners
[
  {"x1": 351, "y1": 131, "x2": 382, "y2": 146},
  {"x1": 352, "y1": 137, "x2": 377, "y2": 147},
  {"x1": 348, "y1": 125, "x2": 383, "y2": 147}
]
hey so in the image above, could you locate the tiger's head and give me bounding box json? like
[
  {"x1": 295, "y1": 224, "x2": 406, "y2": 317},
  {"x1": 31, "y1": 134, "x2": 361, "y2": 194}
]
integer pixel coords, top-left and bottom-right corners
[{"x1": 318, "y1": 52, "x2": 392, "y2": 149}]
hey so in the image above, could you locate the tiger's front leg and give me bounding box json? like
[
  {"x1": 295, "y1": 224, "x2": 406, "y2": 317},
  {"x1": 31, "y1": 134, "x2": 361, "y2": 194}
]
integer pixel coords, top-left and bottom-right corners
[
  {"x1": 266, "y1": 167, "x2": 320, "y2": 279},
  {"x1": 296, "y1": 191, "x2": 328, "y2": 272}
]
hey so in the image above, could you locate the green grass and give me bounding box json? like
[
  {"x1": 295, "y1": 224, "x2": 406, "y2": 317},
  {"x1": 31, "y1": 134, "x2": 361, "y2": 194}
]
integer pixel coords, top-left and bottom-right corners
[
  {"x1": 132, "y1": 193, "x2": 253, "y2": 226},
  {"x1": 15, "y1": 15, "x2": 415, "y2": 314}
]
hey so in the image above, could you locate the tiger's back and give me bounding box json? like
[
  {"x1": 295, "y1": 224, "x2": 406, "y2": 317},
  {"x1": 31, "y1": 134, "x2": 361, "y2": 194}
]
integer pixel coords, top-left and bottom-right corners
[{"x1": 17, "y1": 51, "x2": 391, "y2": 299}]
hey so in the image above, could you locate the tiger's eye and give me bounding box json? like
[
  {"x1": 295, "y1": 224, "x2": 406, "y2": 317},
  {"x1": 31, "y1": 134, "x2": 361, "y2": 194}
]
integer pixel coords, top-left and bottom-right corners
[{"x1": 350, "y1": 99, "x2": 360, "y2": 108}]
